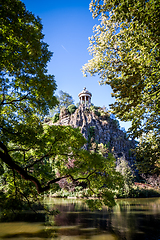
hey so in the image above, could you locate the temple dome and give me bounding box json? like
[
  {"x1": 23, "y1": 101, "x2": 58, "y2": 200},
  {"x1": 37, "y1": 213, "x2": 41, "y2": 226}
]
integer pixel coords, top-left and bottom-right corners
[
  {"x1": 78, "y1": 87, "x2": 92, "y2": 98},
  {"x1": 78, "y1": 87, "x2": 92, "y2": 107}
]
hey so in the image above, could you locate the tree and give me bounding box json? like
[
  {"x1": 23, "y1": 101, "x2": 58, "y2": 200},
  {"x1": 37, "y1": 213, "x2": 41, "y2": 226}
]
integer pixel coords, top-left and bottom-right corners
[
  {"x1": 116, "y1": 157, "x2": 135, "y2": 197},
  {"x1": 1, "y1": 0, "x2": 58, "y2": 143},
  {"x1": 82, "y1": 0, "x2": 160, "y2": 171},
  {"x1": 0, "y1": 0, "x2": 57, "y2": 207},
  {"x1": 67, "y1": 104, "x2": 77, "y2": 114},
  {"x1": 135, "y1": 133, "x2": 160, "y2": 174},
  {"x1": 0, "y1": 0, "x2": 122, "y2": 211},
  {"x1": 52, "y1": 113, "x2": 60, "y2": 123},
  {"x1": 50, "y1": 90, "x2": 75, "y2": 117}
]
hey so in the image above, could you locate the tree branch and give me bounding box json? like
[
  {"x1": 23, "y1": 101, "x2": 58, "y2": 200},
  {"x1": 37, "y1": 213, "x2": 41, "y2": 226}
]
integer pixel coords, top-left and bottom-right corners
[
  {"x1": 0, "y1": 141, "x2": 67, "y2": 193},
  {"x1": 67, "y1": 170, "x2": 97, "y2": 194},
  {"x1": 8, "y1": 148, "x2": 31, "y2": 152},
  {"x1": 24, "y1": 137, "x2": 71, "y2": 169},
  {"x1": 68, "y1": 169, "x2": 97, "y2": 182},
  {"x1": 0, "y1": 125, "x2": 20, "y2": 136},
  {"x1": 1, "y1": 94, "x2": 29, "y2": 105},
  {"x1": 25, "y1": 152, "x2": 53, "y2": 169}
]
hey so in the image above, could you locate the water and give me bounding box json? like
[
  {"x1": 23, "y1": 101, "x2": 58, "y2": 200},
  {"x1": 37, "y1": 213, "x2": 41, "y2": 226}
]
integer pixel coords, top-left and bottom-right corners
[{"x1": 0, "y1": 197, "x2": 160, "y2": 240}]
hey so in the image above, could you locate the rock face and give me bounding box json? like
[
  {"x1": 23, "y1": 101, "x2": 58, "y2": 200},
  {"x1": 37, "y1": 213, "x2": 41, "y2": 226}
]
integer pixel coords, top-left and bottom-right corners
[{"x1": 54, "y1": 105, "x2": 135, "y2": 164}]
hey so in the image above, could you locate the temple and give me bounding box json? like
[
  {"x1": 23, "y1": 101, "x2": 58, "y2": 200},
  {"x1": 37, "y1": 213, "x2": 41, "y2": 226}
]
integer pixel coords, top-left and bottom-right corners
[{"x1": 78, "y1": 87, "x2": 92, "y2": 107}]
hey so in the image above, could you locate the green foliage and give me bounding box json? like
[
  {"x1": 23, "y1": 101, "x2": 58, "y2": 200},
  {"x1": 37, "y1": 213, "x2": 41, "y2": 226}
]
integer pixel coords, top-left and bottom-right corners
[
  {"x1": 50, "y1": 91, "x2": 75, "y2": 117},
  {"x1": 112, "y1": 119, "x2": 120, "y2": 129},
  {"x1": 0, "y1": 0, "x2": 58, "y2": 147},
  {"x1": 94, "y1": 110, "x2": 101, "y2": 117},
  {"x1": 0, "y1": 163, "x2": 4, "y2": 176},
  {"x1": 116, "y1": 158, "x2": 135, "y2": 197},
  {"x1": 88, "y1": 126, "x2": 95, "y2": 138},
  {"x1": 52, "y1": 113, "x2": 60, "y2": 123},
  {"x1": 99, "y1": 109, "x2": 110, "y2": 118},
  {"x1": 89, "y1": 105, "x2": 95, "y2": 111},
  {"x1": 83, "y1": 0, "x2": 160, "y2": 170},
  {"x1": 116, "y1": 184, "x2": 160, "y2": 198},
  {"x1": 87, "y1": 126, "x2": 96, "y2": 149},
  {"x1": 54, "y1": 186, "x2": 84, "y2": 198},
  {"x1": 53, "y1": 140, "x2": 123, "y2": 208},
  {"x1": 90, "y1": 105, "x2": 99, "y2": 111},
  {"x1": 97, "y1": 143, "x2": 109, "y2": 158},
  {"x1": 135, "y1": 133, "x2": 160, "y2": 174},
  {"x1": 67, "y1": 104, "x2": 77, "y2": 114},
  {"x1": 90, "y1": 105, "x2": 102, "y2": 117}
]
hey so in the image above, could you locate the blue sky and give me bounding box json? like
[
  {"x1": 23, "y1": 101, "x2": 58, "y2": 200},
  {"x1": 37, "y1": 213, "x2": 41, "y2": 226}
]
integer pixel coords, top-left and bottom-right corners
[{"x1": 22, "y1": 0, "x2": 131, "y2": 130}]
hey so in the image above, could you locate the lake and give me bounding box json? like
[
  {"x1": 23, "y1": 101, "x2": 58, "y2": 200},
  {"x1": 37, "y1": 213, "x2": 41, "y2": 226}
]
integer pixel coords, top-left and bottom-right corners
[{"x1": 0, "y1": 197, "x2": 160, "y2": 240}]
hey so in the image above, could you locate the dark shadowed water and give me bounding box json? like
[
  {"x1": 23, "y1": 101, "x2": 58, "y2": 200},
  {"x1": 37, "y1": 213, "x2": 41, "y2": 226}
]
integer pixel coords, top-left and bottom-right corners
[{"x1": 0, "y1": 197, "x2": 160, "y2": 240}]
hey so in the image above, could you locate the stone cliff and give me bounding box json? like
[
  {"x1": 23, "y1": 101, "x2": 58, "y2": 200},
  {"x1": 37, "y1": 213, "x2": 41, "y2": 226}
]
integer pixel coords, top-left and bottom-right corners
[{"x1": 52, "y1": 104, "x2": 135, "y2": 164}]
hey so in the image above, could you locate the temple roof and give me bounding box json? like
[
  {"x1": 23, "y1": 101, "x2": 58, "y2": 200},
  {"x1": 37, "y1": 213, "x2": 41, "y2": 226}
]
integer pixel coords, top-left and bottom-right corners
[{"x1": 78, "y1": 87, "x2": 92, "y2": 97}]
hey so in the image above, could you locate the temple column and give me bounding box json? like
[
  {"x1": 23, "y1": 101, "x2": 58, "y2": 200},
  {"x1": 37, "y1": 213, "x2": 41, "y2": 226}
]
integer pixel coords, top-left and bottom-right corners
[{"x1": 78, "y1": 88, "x2": 92, "y2": 108}]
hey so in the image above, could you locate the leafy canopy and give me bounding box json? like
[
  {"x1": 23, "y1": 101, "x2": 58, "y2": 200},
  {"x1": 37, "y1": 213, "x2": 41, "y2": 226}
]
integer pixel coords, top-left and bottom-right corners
[
  {"x1": 82, "y1": 0, "x2": 160, "y2": 171},
  {"x1": 1, "y1": 0, "x2": 58, "y2": 146}
]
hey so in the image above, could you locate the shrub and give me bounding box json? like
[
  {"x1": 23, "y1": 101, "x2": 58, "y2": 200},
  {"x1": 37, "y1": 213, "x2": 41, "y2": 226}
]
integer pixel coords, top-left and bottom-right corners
[
  {"x1": 67, "y1": 104, "x2": 77, "y2": 114},
  {"x1": 89, "y1": 105, "x2": 95, "y2": 111},
  {"x1": 112, "y1": 119, "x2": 120, "y2": 129},
  {"x1": 52, "y1": 113, "x2": 59, "y2": 123},
  {"x1": 88, "y1": 126, "x2": 95, "y2": 149},
  {"x1": 94, "y1": 110, "x2": 101, "y2": 117}
]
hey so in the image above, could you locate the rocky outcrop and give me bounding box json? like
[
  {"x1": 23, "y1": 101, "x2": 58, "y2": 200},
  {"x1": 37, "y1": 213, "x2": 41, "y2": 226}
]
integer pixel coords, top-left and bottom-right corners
[{"x1": 53, "y1": 105, "x2": 135, "y2": 164}]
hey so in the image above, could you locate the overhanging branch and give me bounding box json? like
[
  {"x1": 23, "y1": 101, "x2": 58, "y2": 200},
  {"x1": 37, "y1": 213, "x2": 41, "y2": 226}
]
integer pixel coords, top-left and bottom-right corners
[
  {"x1": 1, "y1": 94, "x2": 29, "y2": 105},
  {"x1": 0, "y1": 141, "x2": 67, "y2": 193}
]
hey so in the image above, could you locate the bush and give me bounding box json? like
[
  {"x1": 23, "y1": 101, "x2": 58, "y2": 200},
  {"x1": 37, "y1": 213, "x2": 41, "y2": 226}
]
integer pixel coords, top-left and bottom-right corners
[
  {"x1": 94, "y1": 110, "x2": 101, "y2": 117},
  {"x1": 112, "y1": 119, "x2": 120, "y2": 129},
  {"x1": 88, "y1": 126, "x2": 96, "y2": 149},
  {"x1": 52, "y1": 113, "x2": 59, "y2": 123},
  {"x1": 67, "y1": 104, "x2": 77, "y2": 114},
  {"x1": 99, "y1": 110, "x2": 110, "y2": 117}
]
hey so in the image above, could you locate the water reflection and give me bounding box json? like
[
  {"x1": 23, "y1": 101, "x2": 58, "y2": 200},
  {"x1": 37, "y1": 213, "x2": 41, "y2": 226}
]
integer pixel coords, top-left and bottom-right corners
[{"x1": 0, "y1": 198, "x2": 160, "y2": 240}]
